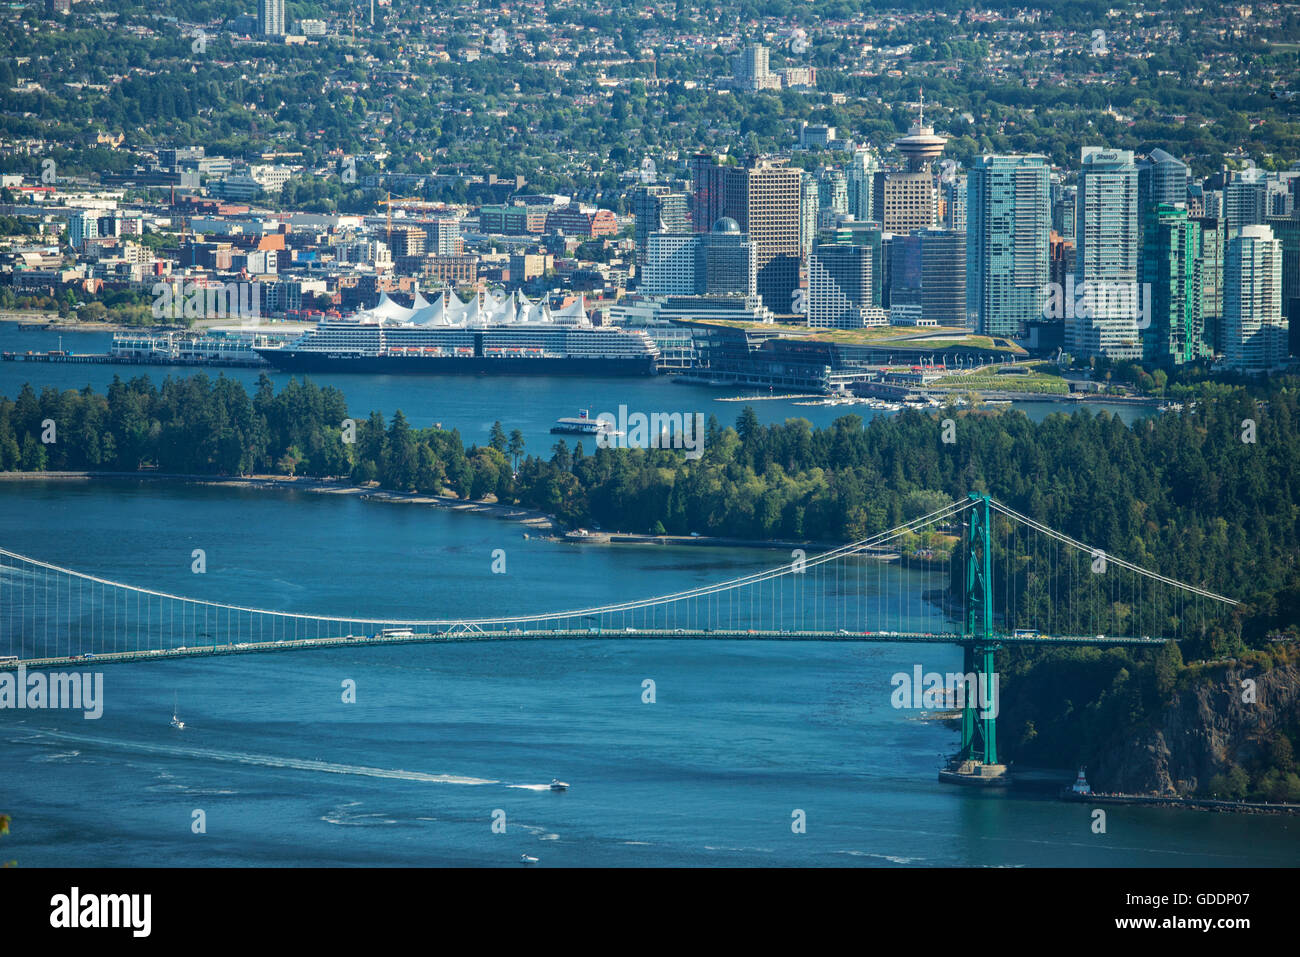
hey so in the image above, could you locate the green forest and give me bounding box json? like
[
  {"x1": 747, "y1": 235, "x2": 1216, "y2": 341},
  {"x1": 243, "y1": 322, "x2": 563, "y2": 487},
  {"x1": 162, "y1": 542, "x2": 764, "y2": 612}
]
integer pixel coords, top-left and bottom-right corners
[{"x1": 2, "y1": 371, "x2": 1299, "y2": 798}]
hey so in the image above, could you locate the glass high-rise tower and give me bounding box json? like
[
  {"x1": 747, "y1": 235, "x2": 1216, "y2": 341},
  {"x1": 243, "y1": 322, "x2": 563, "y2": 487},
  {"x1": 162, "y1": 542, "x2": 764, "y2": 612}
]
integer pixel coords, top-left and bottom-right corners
[
  {"x1": 1141, "y1": 204, "x2": 1204, "y2": 364},
  {"x1": 965, "y1": 154, "x2": 1050, "y2": 338},
  {"x1": 1073, "y1": 147, "x2": 1140, "y2": 360}
]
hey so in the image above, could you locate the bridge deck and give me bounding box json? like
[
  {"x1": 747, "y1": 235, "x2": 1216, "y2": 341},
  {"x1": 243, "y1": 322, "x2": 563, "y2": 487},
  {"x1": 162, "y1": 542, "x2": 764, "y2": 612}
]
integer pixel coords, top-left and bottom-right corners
[{"x1": 1, "y1": 628, "x2": 1168, "y2": 669}]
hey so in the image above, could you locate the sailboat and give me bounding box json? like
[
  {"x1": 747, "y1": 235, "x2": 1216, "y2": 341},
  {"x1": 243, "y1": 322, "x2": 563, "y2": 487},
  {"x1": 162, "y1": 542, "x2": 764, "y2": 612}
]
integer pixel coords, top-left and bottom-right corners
[{"x1": 170, "y1": 692, "x2": 185, "y2": 730}]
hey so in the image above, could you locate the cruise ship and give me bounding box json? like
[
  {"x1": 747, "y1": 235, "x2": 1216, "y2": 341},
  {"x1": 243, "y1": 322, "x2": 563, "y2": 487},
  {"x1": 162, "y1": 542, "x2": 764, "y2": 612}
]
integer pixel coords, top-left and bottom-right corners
[{"x1": 253, "y1": 291, "x2": 660, "y2": 376}]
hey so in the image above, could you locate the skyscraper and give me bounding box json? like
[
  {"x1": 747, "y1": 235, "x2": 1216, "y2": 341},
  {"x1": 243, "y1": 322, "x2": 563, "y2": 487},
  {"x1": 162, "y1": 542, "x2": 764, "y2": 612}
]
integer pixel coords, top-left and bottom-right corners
[
  {"x1": 1194, "y1": 216, "x2": 1225, "y2": 354},
  {"x1": 880, "y1": 97, "x2": 946, "y2": 234},
  {"x1": 1073, "y1": 147, "x2": 1140, "y2": 360},
  {"x1": 258, "y1": 0, "x2": 286, "y2": 36},
  {"x1": 1051, "y1": 180, "x2": 1077, "y2": 241},
  {"x1": 1223, "y1": 224, "x2": 1288, "y2": 373},
  {"x1": 1141, "y1": 204, "x2": 1204, "y2": 364},
  {"x1": 847, "y1": 149, "x2": 877, "y2": 224},
  {"x1": 631, "y1": 185, "x2": 688, "y2": 266},
  {"x1": 688, "y1": 152, "x2": 729, "y2": 232},
  {"x1": 1224, "y1": 169, "x2": 1267, "y2": 233},
  {"x1": 942, "y1": 174, "x2": 966, "y2": 232},
  {"x1": 641, "y1": 233, "x2": 699, "y2": 296},
  {"x1": 965, "y1": 154, "x2": 1051, "y2": 338},
  {"x1": 817, "y1": 168, "x2": 848, "y2": 229},
  {"x1": 799, "y1": 171, "x2": 818, "y2": 258},
  {"x1": 1265, "y1": 208, "x2": 1300, "y2": 335},
  {"x1": 1137, "y1": 149, "x2": 1189, "y2": 277},
  {"x1": 1137, "y1": 149, "x2": 1189, "y2": 212},
  {"x1": 699, "y1": 217, "x2": 757, "y2": 297},
  {"x1": 732, "y1": 44, "x2": 780, "y2": 91},
  {"x1": 824, "y1": 221, "x2": 884, "y2": 307},
  {"x1": 919, "y1": 228, "x2": 967, "y2": 327}
]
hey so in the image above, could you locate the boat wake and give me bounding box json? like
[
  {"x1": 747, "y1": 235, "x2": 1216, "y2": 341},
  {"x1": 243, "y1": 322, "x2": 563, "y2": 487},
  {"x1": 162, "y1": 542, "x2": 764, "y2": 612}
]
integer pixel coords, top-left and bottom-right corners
[{"x1": 30, "y1": 729, "x2": 498, "y2": 786}]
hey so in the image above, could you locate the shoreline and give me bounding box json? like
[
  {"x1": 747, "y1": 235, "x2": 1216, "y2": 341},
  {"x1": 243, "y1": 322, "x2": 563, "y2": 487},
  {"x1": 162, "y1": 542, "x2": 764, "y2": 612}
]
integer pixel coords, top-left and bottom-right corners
[
  {"x1": 0, "y1": 469, "x2": 905, "y2": 555},
  {"x1": 1, "y1": 312, "x2": 170, "y2": 335},
  {"x1": 1058, "y1": 790, "x2": 1300, "y2": 815},
  {"x1": 0, "y1": 469, "x2": 560, "y2": 533}
]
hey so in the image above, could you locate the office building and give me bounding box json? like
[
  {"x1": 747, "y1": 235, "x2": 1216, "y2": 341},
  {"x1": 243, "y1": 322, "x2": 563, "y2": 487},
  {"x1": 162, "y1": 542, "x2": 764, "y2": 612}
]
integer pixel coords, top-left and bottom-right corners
[
  {"x1": 1195, "y1": 216, "x2": 1225, "y2": 355},
  {"x1": 942, "y1": 174, "x2": 966, "y2": 232},
  {"x1": 632, "y1": 185, "x2": 688, "y2": 266},
  {"x1": 641, "y1": 218, "x2": 756, "y2": 298},
  {"x1": 689, "y1": 155, "x2": 802, "y2": 313},
  {"x1": 1224, "y1": 169, "x2": 1267, "y2": 233},
  {"x1": 818, "y1": 168, "x2": 848, "y2": 229},
  {"x1": 1137, "y1": 149, "x2": 1189, "y2": 212},
  {"x1": 808, "y1": 243, "x2": 879, "y2": 328}
]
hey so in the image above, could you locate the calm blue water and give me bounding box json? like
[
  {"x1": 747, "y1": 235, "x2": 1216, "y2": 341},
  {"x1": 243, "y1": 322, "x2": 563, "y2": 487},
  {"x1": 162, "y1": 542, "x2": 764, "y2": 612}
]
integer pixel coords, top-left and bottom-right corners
[
  {"x1": 2, "y1": 479, "x2": 1296, "y2": 867},
  {"x1": 0, "y1": 323, "x2": 1152, "y2": 458}
]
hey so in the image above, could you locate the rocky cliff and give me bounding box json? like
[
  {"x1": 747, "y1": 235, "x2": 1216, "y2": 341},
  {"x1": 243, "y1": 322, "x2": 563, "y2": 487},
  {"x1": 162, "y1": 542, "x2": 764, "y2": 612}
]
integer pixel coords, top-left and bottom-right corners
[{"x1": 1091, "y1": 663, "x2": 1300, "y2": 795}]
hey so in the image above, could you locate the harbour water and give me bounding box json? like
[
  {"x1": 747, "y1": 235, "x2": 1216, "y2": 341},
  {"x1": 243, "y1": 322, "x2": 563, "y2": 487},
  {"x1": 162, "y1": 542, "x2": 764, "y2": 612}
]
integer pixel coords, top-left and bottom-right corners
[
  {"x1": 2, "y1": 478, "x2": 1297, "y2": 867},
  {"x1": 0, "y1": 324, "x2": 1154, "y2": 460}
]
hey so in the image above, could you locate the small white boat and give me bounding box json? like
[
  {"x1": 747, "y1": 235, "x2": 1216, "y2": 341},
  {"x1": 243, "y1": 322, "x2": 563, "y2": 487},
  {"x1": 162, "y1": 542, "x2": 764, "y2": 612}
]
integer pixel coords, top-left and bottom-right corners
[
  {"x1": 519, "y1": 854, "x2": 539, "y2": 864},
  {"x1": 170, "y1": 692, "x2": 185, "y2": 730},
  {"x1": 550, "y1": 779, "x2": 569, "y2": 791}
]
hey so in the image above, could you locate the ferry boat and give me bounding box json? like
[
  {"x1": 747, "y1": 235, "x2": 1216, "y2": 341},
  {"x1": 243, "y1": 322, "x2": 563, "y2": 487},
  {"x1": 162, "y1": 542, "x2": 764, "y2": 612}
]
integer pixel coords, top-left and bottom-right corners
[
  {"x1": 254, "y1": 291, "x2": 659, "y2": 377},
  {"x1": 550, "y1": 410, "x2": 619, "y2": 437}
]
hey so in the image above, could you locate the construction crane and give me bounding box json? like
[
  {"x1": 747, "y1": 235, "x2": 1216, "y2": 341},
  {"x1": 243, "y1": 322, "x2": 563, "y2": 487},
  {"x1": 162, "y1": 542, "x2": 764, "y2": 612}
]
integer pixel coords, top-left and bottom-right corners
[{"x1": 377, "y1": 192, "x2": 426, "y2": 242}]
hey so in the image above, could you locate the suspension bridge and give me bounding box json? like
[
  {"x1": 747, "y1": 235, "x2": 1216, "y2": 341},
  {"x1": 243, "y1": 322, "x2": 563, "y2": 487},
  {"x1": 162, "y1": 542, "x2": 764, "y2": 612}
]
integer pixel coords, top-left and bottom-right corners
[{"x1": 1, "y1": 494, "x2": 1239, "y2": 782}]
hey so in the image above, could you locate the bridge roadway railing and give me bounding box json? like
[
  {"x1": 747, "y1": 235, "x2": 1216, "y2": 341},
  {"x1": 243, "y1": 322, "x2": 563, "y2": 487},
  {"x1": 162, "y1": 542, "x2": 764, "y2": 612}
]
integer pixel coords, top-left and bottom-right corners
[{"x1": 1, "y1": 627, "x2": 1171, "y2": 669}]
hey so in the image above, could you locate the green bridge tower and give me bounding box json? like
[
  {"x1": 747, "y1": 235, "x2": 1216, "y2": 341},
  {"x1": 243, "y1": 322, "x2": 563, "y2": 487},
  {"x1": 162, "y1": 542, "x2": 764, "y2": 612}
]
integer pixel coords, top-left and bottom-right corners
[{"x1": 954, "y1": 493, "x2": 1003, "y2": 778}]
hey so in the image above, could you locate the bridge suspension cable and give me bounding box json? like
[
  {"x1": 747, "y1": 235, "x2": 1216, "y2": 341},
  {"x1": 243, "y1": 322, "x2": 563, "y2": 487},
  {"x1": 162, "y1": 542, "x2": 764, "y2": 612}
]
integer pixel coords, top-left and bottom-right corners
[
  {"x1": 0, "y1": 494, "x2": 1241, "y2": 663},
  {"x1": 986, "y1": 500, "x2": 1239, "y2": 605},
  {"x1": 0, "y1": 497, "x2": 976, "y2": 628}
]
